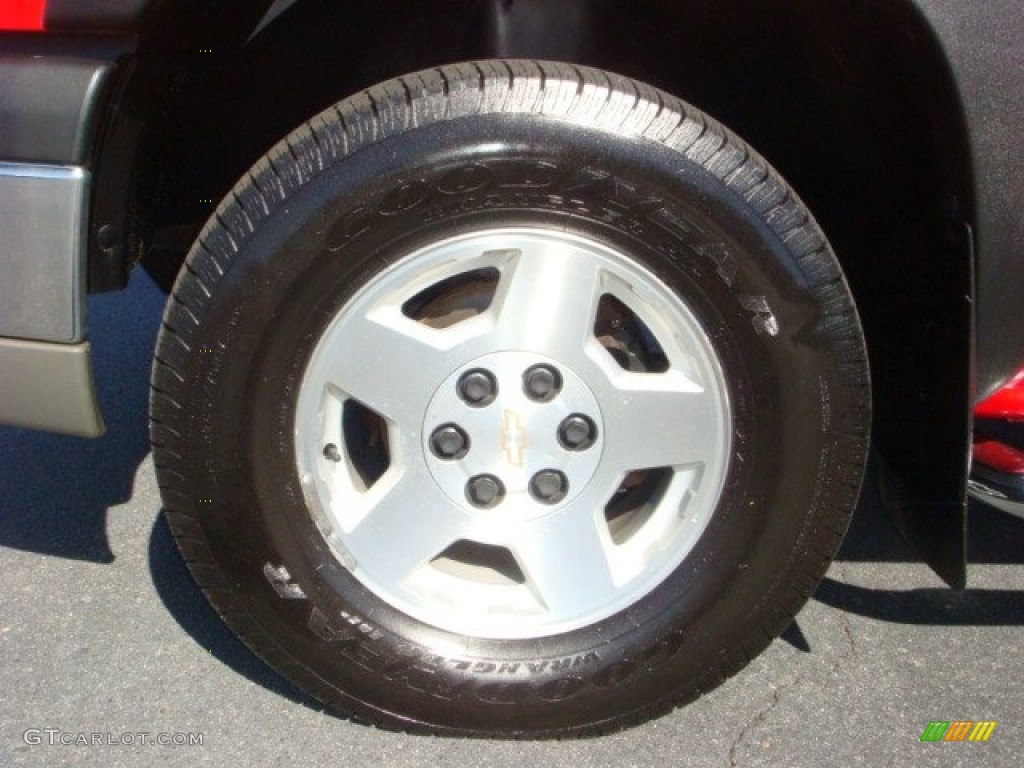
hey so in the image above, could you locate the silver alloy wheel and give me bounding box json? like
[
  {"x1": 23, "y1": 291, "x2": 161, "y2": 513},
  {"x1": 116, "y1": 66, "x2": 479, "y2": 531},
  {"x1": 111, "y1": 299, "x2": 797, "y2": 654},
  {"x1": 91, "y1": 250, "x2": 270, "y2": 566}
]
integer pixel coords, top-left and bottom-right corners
[{"x1": 294, "y1": 228, "x2": 731, "y2": 638}]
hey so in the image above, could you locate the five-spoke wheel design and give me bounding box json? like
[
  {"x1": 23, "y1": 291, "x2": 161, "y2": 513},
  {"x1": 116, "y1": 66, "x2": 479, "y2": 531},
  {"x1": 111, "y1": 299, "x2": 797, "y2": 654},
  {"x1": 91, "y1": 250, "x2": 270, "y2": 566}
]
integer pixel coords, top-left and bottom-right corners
[{"x1": 295, "y1": 229, "x2": 731, "y2": 638}]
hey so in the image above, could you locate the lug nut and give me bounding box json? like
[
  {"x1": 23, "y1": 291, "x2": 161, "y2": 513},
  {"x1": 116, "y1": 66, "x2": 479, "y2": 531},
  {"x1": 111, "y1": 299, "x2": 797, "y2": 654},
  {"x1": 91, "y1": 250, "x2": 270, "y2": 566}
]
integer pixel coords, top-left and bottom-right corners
[
  {"x1": 523, "y1": 364, "x2": 562, "y2": 402},
  {"x1": 458, "y1": 369, "x2": 498, "y2": 407},
  {"x1": 529, "y1": 469, "x2": 569, "y2": 504},
  {"x1": 558, "y1": 414, "x2": 598, "y2": 451},
  {"x1": 466, "y1": 474, "x2": 505, "y2": 508},
  {"x1": 430, "y1": 424, "x2": 469, "y2": 460},
  {"x1": 323, "y1": 443, "x2": 342, "y2": 462}
]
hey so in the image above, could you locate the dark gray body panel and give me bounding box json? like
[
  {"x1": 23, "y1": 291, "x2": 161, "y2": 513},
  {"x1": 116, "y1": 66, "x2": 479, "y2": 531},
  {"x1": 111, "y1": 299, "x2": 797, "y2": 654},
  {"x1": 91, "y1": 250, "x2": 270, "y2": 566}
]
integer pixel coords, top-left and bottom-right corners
[
  {"x1": 44, "y1": 0, "x2": 148, "y2": 31},
  {"x1": 0, "y1": 56, "x2": 108, "y2": 164},
  {"x1": 913, "y1": 0, "x2": 1024, "y2": 397}
]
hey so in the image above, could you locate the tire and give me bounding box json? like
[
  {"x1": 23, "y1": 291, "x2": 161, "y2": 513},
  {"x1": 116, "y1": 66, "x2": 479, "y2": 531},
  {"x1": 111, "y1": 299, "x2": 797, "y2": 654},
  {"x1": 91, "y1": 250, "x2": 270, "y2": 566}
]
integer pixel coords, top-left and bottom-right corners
[{"x1": 151, "y1": 60, "x2": 869, "y2": 737}]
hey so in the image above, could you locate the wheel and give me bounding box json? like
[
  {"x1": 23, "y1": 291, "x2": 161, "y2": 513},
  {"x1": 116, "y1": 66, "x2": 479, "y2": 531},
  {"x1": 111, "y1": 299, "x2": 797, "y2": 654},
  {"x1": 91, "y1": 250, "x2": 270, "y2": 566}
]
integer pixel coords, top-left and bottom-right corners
[{"x1": 151, "y1": 60, "x2": 870, "y2": 737}]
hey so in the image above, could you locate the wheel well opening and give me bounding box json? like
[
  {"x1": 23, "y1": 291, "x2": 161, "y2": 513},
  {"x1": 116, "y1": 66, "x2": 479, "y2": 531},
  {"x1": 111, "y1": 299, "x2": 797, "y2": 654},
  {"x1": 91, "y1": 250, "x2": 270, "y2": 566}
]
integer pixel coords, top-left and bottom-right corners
[{"x1": 123, "y1": 0, "x2": 974, "y2": 519}]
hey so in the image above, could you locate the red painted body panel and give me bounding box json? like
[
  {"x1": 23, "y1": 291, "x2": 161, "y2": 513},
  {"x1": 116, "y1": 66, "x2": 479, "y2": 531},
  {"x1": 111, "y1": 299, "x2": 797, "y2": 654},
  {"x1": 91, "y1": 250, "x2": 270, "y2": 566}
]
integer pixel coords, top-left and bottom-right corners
[
  {"x1": 0, "y1": 0, "x2": 46, "y2": 31},
  {"x1": 975, "y1": 369, "x2": 1024, "y2": 421},
  {"x1": 972, "y1": 439, "x2": 1024, "y2": 474}
]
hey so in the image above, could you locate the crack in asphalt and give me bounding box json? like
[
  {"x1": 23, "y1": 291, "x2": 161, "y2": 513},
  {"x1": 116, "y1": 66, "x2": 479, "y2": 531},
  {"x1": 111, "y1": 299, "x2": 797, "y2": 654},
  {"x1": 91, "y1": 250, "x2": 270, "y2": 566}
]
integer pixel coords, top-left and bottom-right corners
[
  {"x1": 834, "y1": 561, "x2": 859, "y2": 665},
  {"x1": 726, "y1": 564, "x2": 861, "y2": 766},
  {"x1": 726, "y1": 683, "x2": 787, "y2": 767}
]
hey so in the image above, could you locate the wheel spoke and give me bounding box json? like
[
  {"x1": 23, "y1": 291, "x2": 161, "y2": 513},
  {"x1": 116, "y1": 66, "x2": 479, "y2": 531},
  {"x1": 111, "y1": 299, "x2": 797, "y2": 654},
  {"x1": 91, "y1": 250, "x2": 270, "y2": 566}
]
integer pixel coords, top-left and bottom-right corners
[
  {"x1": 508, "y1": 501, "x2": 617, "y2": 617},
  {"x1": 602, "y1": 372, "x2": 723, "y2": 472},
  {"x1": 314, "y1": 306, "x2": 454, "y2": 425},
  {"x1": 343, "y1": 470, "x2": 469, "y2": 586},
  {"x1": 492, "y1": 247, "x2": 603, "y2": 361}
]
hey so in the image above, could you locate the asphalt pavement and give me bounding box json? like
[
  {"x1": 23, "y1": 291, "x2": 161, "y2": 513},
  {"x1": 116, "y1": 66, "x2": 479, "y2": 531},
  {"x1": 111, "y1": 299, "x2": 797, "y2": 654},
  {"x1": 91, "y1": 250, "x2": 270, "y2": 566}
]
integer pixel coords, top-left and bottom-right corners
[{"x1": 1, "y1": 269, "x2": 1021, "y2": 767}]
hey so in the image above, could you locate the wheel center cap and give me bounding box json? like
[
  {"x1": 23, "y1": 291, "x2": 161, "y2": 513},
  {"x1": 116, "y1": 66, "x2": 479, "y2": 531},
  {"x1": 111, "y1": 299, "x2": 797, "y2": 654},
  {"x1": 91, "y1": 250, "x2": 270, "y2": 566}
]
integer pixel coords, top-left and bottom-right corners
[{"x1": 423, "y1": 351, "x2": 604, "y2": 513}]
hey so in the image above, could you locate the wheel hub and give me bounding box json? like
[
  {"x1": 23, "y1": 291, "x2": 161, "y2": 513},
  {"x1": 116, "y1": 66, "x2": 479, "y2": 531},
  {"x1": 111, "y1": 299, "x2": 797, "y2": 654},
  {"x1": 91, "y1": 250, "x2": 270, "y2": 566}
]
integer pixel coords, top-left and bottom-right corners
[{"x1": 424, "y1": 351, "x2": 604, "y2": 517}]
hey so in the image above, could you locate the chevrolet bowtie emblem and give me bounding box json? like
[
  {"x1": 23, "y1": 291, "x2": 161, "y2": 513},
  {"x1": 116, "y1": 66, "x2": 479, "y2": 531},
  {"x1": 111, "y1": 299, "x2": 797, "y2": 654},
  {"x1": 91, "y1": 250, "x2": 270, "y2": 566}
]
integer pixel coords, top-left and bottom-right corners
[{"x1": 500, "y1": 410, "x2": 527, "y2": 467}]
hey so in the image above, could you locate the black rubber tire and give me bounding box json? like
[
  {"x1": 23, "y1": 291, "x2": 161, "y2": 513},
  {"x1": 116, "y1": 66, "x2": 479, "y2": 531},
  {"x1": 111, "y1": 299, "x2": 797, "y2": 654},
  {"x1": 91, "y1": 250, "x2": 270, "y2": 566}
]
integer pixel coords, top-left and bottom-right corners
[{"x1": 151, "y1": 60, "x2": 870, "y2": 738}]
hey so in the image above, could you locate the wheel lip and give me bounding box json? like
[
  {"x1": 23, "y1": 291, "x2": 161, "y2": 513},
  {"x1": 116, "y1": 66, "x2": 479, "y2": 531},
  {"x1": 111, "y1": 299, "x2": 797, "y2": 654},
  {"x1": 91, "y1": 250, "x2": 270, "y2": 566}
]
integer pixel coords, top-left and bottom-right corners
[{"x1": 293, "y1": 226, "x2": 732, "y2": 639}]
